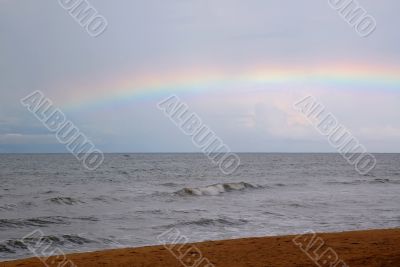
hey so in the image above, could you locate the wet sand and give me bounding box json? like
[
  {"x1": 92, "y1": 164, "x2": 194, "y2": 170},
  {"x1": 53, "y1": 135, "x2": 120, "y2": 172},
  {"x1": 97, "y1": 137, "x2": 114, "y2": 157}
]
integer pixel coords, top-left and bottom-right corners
[{"x1": 2, "y1": 228, "x2": 400, "y2": 267}]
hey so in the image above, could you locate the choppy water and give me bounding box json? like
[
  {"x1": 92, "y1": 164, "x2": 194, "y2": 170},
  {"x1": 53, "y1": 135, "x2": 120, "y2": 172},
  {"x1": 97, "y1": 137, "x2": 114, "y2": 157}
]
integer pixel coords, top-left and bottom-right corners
[{"x1": 0, "y1": 153, "x2": 399, "y2": 261}]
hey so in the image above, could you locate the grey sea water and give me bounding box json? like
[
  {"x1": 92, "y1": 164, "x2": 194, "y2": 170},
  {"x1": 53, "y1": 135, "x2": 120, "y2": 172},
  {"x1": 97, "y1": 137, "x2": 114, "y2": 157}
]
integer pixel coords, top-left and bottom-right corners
[{"x1": 0, "y1": 153, "x2": 399, "y2": 261}]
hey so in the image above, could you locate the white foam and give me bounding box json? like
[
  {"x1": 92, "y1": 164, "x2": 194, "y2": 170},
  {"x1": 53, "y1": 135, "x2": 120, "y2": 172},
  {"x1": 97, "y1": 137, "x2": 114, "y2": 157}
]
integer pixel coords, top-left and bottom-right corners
[{"x1": 176, "y1": 182, "x2": 255, "y2": 196}]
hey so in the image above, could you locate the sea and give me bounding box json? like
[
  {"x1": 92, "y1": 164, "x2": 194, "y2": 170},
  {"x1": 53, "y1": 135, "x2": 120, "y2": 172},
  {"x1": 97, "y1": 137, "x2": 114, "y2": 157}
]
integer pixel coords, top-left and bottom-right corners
[{"x1": 0, "y1": 153, "x2": 399, "y2": 261}]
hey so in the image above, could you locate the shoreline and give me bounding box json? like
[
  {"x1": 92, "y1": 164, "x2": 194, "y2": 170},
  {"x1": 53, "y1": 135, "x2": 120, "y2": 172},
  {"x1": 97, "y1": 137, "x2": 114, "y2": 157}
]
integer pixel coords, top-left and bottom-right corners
[{"x1": 2, "y1": 228, "x2": 400, "y2": 267}]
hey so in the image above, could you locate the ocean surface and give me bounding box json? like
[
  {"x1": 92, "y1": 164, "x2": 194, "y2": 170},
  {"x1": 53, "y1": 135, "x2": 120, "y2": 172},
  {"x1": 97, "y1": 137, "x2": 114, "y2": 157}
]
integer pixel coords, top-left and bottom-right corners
[{"x1": 0, "y1": 153, "x2": 399, "y2": 261}]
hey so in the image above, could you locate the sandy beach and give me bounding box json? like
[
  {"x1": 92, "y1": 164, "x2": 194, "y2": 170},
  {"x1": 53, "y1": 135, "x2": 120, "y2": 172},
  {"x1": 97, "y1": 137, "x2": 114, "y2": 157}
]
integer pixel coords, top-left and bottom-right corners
[{"x1": 2, "y1": 228, "x2": 399, "y2": 267}]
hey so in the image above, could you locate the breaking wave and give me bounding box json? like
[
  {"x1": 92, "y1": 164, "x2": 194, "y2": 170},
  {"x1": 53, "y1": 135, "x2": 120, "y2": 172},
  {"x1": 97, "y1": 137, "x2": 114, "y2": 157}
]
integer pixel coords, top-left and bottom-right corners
[
  {"x1": 175, "y1": 182, "x2": 258, "y2": 196},
  {"x1": 161, "y1": 217, "x2": 249, "y2": 229},
  {"x1": 47, "y1": 197, "x2": 85, "y2": 205},
  {"x1": 327, "y1": 178, "x2": 400, "y2": 185},
  {"x1": 0, "y1": 234, "x2": 96, "y2": 254},
  {"x1": 0, "y1": 216, "x2": 99, "y2": 229}
]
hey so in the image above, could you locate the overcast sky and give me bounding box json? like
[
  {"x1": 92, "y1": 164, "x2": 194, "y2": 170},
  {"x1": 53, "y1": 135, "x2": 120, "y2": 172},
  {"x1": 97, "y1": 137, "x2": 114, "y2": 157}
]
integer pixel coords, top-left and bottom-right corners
[{"x1": 1, "y1": 0, "x2": 399, "y2": 153}]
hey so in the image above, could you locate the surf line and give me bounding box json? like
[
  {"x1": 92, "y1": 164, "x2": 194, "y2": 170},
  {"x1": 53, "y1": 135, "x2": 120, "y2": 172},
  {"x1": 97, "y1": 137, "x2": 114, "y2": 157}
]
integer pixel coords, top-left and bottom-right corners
[{"x1": 158, "y1": 95, "x2": 240, "y2": 175}]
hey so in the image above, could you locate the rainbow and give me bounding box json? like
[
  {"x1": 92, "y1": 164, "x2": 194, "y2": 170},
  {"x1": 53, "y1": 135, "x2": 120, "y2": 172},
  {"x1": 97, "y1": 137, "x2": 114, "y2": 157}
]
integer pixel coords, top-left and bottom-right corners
[{"x1": 62, "y1": 63, "x2": 400, "y2": 111}]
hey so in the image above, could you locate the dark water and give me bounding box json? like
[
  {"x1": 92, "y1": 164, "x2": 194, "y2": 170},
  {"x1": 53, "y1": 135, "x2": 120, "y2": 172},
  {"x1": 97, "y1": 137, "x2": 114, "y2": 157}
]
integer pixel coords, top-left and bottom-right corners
[{"x1": 0, "y1": 153, "x2": 399, "y2": 261}]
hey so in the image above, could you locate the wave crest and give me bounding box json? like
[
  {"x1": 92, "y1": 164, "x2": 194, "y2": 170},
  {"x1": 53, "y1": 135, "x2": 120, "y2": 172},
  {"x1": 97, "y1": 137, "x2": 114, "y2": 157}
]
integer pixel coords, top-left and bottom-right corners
[
  {"x1": 0, "y1": 234, "x2": 96, "y2": 254},
  {"x1": 47, "y1": 197, "x2": 85, "y2": 205},
  {"x1": 175, "y1": 182, "x2": 257, "y2": 196},
  {"x1": 0, "y1": 216, "x2": 98, "y2": 229}
]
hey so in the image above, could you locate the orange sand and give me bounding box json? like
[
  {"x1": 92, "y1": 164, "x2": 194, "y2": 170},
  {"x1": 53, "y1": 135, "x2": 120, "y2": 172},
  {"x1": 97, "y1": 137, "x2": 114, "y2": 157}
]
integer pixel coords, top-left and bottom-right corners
[{"x1": 2, "y1": 228, "x2": 400, "y2": 267}]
